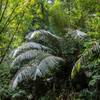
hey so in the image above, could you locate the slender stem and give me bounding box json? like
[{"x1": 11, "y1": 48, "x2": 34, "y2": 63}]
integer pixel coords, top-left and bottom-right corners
[
  {"x1": 0, "y1": 3, "x2": 18, "y2": 33},
  {"x1": 4, "y1": 14, "x2": 18, "y2": 28},
  {"x1": 0, "y1": 11, "x2": 25, "y2": 64},
  {"x1": 0, "y1": 0, "x2": 3, "y2": 14},
  {"x1": 0, "y1": 0, "x2": 8, "y2": 22},
  {"x1": 0, "y1": 22, "x2": 20, "y2": 64}
]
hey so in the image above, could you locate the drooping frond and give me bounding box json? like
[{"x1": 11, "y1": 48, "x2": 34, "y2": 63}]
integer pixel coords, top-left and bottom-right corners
[
  {"x1": 71, "y1": 42, "x2": 100, "y2": 79},
  {"x1": 10, "y1": 67, "x2": 36, "y2": 89},
  {"x1": 25, "y1": 30, "x2": 61, "y2": 41},
  {"x1": 34, "y1": 56, "x2": 65, "y2": 78},
  {"x1": 11, "y1": 42, "x2": 54, "y2": 58},
  {"x1": 11, "y1": 50, "x2": 50, "y2": 68},
  {"x1": 25, "y1": 30, "x2": 62, "y2": 54},
  {"x1": 10, "y1": 56, "x2": 65, "y2": 89}
]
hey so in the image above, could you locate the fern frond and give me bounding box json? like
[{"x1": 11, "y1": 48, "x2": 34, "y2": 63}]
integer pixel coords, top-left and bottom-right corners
[
  {"x1": 11, "y1": 42, "x2": 53, "y2": 58},
  {"x1": 25, "y1": 30, "x2": 61, "y2": 41},
  {"x1": 70, "y1": 30, "x2": 87, "y2": 39},
  {"x1": 35, "y1": 56, "x2": 65, "y2": 78},
  {"x1": 10, "y1": 67, "x2": 36, "y2": 89},
  {"x1": 10, "y1": 56, "x2": 65, "y2": 89},
  {"x1": 11, "y1": 50, "x2": 50, "y2": 68},
  {"x1": 71, "y1": 42, "x2": 100, "y2": 79}
]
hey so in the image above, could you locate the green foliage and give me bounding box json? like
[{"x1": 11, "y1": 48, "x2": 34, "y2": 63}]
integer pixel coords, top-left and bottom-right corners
[
  {"x1": 48, "y1": 0, "x2": 67, "y2": 33},
  {"x1": 0, "y1": 63, "x2": 10, "y2": 87},
  {"x1": 86, "y1": 12, "x2": 100, "y2": 39},
  {"x1": 71, "y1": 42, "x2": 100, "y2": 79},
  {"x1": 0, "y1": 0, "x2": 100, "y2": 99}
]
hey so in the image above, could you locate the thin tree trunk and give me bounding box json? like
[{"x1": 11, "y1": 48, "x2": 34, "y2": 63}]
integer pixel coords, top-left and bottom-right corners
[
  {"x1": 0, "y1": 0, "x2": 8, "y2": 22},
  {"x1": 0, "y1": 4, "x2": 18, "y2": 33},
  {"x1": 0, "y1": 21, "x2": 20, "y2": 64}
]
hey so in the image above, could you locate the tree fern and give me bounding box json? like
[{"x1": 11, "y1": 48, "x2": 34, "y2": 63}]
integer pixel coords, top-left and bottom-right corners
[
  {"x1": 10, "y1": 56, "x2": 64, "y2": 89},
  {"x1": 10, "y1": 29, "x2": 87, "y2": 90},
  {"x1": 10, "y1": 30, "x2": 65, "y2": 89}
]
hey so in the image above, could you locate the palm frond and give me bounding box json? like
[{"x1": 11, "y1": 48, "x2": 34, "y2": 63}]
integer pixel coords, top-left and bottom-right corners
[
  {"x1": 10, "y1": 56, "x2": 65, "y2": 89},
  {"x1": 71, "y1": 42, "x2": 100, "y2": 79},
  {"x1": 11, "y1": 42, "x2": 54, "y2": 58}
]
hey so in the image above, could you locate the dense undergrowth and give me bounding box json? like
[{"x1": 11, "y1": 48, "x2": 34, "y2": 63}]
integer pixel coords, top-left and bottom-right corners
[{"x1": 0, "y1": 0, "x2": 100, "y2": 100}]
